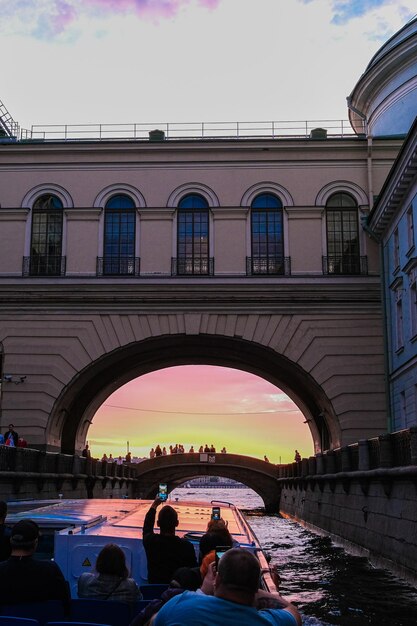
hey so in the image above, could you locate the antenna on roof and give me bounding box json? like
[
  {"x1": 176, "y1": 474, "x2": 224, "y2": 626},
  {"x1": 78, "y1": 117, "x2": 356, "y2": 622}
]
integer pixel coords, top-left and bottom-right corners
[{"x1": 0, "y1": 98, "x2": 19, "y2": 139}]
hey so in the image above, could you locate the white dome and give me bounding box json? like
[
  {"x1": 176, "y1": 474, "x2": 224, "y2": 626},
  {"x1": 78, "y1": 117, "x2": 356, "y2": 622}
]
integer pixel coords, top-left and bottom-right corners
[{"x1": 348, "y1": 16, "x2": 417, "y2": 136}]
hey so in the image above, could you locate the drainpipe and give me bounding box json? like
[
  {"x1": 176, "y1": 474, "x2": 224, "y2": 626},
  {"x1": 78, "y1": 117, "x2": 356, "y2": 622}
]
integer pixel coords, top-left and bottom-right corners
[
  {"x1": 349, "y1": 98, "x2": 391, "y2": 429},
  {"x1": 362, "y1": 220, "x2": 393, "y2": 433},
  {"x1": 346, "y1": 98, "x2": 373, "y2": 207}
]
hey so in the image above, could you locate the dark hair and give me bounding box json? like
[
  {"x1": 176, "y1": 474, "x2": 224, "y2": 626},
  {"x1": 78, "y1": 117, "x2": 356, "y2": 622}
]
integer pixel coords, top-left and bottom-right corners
[
  {"x1": 157, "y1": 505, "x2": 178, "y2": 533},
  {"x1": 10, "y1": 519, "x2": 39, "y2": 550},
  {"x1": 171, "y1": 566, "x2": 202, "y2": 591},
  {"x1": 96, "y1": 544, "x2": 129, "y2": 578},
  {"x1": 217, "y1": 548, "x2": 260, "y2": 595},
  {"x1": 0, "y1": 501, "x2": 7, "y2": 519}
]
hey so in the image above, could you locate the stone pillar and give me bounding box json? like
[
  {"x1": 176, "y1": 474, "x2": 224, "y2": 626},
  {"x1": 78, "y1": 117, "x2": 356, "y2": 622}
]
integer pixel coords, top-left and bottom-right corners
[
  {"x1": 316, "y1": 453, "x2": 324, "y2": 474},
  {"x1": 72, "y1": 454, "x2": 82, "y2": 474},
  {"x1": 358, "y1": 439, "x2": 370, "y2": 471},
  {"x1": 308, "y1": 456, "x2": 317, "y2": 475},
  {"x1": 410, "y1": 427, "x2": 417, "y2": 465},
  {"x1": 341, "y1": 446, "x2": 351, "y2": 472},
  {"x1": 325, "y1": 451, "x2": 335, "y2": 474},
  {"x1": 301, "y1": 458, "x2": 309, "y2": 477},
  {"x1": 379, "y1": 434, "x2": 393, "y2": 468}
]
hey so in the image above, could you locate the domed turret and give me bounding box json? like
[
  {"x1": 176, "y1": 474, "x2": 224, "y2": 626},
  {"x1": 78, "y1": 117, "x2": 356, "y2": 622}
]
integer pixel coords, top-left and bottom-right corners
[{"x1": 347, "y1": 15, "x2": 417, "y2": 137}]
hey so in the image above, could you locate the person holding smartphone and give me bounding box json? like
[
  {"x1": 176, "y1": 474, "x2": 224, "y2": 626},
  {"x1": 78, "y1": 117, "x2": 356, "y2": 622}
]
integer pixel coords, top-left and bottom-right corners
[
  {"x1": 199, "y1": 512, "x2": 236, "y2": 562},
  {"x1": 142, "y1": 496, "x2": 197, "y2": 584}
]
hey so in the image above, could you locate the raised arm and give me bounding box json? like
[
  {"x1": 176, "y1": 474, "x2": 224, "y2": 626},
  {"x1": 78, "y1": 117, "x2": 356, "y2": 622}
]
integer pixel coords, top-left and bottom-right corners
[{"x1": 143, "y1": 498, "x2": 162, "y2": 537}]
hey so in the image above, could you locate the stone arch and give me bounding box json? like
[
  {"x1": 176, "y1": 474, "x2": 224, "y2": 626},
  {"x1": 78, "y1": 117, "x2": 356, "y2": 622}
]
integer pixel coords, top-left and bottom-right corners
[
  {"x1": 134, "y1": 453, "x2": 282, "y2": 512},
  {"x1": 93, "y1": 184, "x2": 146, "y2": 209},
  {"x1": 21, "y1": 184, "x2": 74, "y2": 209},
  {"x1": 241, "y1": 182, "x2": 294, "y2": 208},
  {"x1": 167, "y1": 183, "x2": 220, "y2": 208},
  {"x1": 315, "y1": 181, "x2": 369, "y2": 208},
  {"x1": 48, "y1": 334, "x2": 340, "y2": 456}
]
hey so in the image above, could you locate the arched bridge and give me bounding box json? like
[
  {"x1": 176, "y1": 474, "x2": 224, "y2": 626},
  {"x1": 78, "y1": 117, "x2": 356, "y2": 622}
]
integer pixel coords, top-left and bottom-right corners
[{"x1": 134, "y1": 453, "x2": 281, "y2": 513}]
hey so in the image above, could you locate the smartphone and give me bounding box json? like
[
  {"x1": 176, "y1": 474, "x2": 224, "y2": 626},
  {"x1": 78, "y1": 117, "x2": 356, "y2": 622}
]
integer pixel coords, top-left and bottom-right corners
[
  {"x1": 215, "y1": 546, "x2": 229, "y2": 567},
  {"x1": 211, "y1": 506, "x2": 221, "y2": 520},
  {"x1": 158, "y1": 483, "x2": 168, "y2": 501}
]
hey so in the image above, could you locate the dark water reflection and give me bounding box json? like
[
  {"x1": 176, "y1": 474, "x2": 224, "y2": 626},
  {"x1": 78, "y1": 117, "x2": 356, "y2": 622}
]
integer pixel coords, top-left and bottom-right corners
[{"x1": 172, "y1": 487, "x2": 417, "y2": 626}]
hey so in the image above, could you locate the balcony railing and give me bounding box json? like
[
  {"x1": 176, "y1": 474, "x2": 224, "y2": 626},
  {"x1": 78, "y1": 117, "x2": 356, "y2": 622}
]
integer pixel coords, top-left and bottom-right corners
[
  {"x1": 16, "y1": 119, "x2": 357, "y2": 142},
  {"x1": 322, "y1": 255, "x2": 368, "y2": 276},
  {"x1": 23, "y1": 255, "x2": 66, "y2": 277},
  {"x1": 246, "y1": 256, "x2": 291, "y2": 276},
  {"x1": 97, "y1": 256, "x2": 140, "y2": 277},
  {"x1": 171, "y1": 257, "x2": 214, "y2": 276}
]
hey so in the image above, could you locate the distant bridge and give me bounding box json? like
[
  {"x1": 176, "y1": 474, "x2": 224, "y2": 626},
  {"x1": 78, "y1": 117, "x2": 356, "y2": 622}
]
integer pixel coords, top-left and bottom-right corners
[{"x1": 134, "y1": 453, "x2": 281, "y2": 512}]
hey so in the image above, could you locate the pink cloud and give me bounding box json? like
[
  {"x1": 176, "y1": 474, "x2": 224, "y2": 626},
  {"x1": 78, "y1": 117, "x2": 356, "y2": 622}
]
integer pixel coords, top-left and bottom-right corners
[{"x1": 1, "y1": 0, "x2": 222, "y2": 39}]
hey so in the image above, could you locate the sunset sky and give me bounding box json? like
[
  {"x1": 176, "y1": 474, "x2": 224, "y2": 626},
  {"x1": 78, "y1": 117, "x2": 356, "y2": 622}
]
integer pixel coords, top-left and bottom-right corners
[
  {"x1": 87, "y1": 365, "x2": 313, "y2": 464},
  {"x1": 1, "y1": 1, "x2": 415, "y2": 129}
]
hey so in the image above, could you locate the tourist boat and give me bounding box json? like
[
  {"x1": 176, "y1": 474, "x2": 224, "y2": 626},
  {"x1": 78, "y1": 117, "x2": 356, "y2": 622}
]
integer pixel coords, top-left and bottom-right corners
[{"x1": 6, "y1": 498, "x2": 274, "y2": 597}]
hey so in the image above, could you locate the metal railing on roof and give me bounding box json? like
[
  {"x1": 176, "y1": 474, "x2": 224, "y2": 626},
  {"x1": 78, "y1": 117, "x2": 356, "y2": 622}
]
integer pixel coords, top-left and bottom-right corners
[
  {"x1": 0, "y1": 99, "x2": 19, "y2": 139},
  {"x1": 16, "y1": 119, "x2": 357, "y2": 142}
]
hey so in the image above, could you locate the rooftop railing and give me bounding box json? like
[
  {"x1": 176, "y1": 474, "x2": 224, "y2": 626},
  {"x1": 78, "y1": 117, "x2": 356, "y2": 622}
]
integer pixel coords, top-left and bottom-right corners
[{"x1": 14, "y1": 119, "x2": 359, "y2": 142}]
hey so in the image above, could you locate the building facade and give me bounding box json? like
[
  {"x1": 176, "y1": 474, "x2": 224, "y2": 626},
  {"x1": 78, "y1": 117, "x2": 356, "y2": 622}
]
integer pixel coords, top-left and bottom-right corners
[{"x1": 0, "y1": 16, "x2": 416, "y2": 454}]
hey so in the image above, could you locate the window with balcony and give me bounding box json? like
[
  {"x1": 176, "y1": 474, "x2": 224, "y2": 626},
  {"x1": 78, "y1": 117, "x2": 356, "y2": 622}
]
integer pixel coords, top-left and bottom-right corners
[
  {"x1": 396, "y1": 291, "x2": 404, "y2": 351},
  {"x1": 411, "y1": 281, "x2": 417, "y2": 339},
  {"x1": 393, "y1": 227, "x2": 400, "y2": 271},
  {"x1": 28, "y1": 194, "x2": 64, "y2": 276},
  {"x1": 325, "y1": 192, "x2": 362, "y2": 275},
  {"x1": 407, "y1": 207, "x2": 414, "y2": 253},
  {"x1": 175, "y1": 194, "x2": 211, "y2": 275},
  {"x1": 102, "y1": 194, "x2": 137, "y2": 276},
  {"x1": 249, "y1": 193, "x2": 285, "y2": 275}
]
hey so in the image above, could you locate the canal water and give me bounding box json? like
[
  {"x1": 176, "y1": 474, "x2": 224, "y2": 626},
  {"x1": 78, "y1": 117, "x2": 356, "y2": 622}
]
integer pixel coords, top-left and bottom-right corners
[{"x1": 171, "y1": 486, "x2": 417, "y2": 626}]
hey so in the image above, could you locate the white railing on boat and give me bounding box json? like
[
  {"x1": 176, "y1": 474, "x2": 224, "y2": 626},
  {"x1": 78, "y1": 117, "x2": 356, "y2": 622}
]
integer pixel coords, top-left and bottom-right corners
[{"x1": 16, "y1": 119, "x2": 359, "y2": 142}]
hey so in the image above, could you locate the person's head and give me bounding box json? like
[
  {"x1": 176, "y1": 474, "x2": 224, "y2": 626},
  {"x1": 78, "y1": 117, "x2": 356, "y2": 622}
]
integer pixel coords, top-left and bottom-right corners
[
  {"x1": 200, "y1": 550, "x2": 216, "y2": 578},
  {"x1": 8, "y1": 424, "x2": 14, "y2": 431},
  {"x1": 215, "y1": 548, "x2": 260, "y2": 605},
  {"x1": 0, "y1": 501, "x2": 7, "y2": 524},
  {"x1": 10, "y1": 519, "x2": 39, "y2": 554},
  {"x1": 96, "y1": 543, "x2": 129, "y2": 578},
  {"x1": 207, "y1": 518, "x2": 228, "y2": 533},
  {"x1": 157, "y1": 505, "x2": 178, "y2": 534},
  {"x1": 170, "y1": 566, "x2": 201, "y2": 591}
]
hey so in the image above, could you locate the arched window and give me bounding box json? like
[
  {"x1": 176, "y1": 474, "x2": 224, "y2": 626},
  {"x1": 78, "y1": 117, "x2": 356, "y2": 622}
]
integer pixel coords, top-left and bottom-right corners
[
  {"x1": 250, "y1": 193, "x2": 284, "y2": 274},
  {"x1": 103, "y1": 194, "x2": 137, "y2": 275},
  {"x1": 30, "y1": 194, "x2": 64, "y2": 276},
  {"x1": 325, "y1": 193, "x2": 361, "y2": 275},
  {"x1": 176, "y1": 194, "x2": 210, "y2": 275}
]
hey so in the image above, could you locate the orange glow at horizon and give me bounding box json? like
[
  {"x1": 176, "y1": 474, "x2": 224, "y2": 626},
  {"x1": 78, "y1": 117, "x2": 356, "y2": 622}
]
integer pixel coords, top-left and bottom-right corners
[{"x1": 87, "y1": 365, "x2": 313, "y2": 464}]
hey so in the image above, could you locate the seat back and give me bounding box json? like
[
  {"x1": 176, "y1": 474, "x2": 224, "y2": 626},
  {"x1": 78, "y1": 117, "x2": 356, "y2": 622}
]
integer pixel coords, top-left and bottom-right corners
[
  {"x1": 139, "y1": 584, "x2": 168, "y2": 600},
  {"x1": 70, "y1": 600, "x2": 131, "y2": 626},
  {"x1": 0, "y1": 618, "x2": 40, "y2": 626},
  {"x1": 0, "y1": 602, "x2": 65, "y2": 626},
  {"x1": 48, "y1": 622, "x2": 110, "y2": 626}
]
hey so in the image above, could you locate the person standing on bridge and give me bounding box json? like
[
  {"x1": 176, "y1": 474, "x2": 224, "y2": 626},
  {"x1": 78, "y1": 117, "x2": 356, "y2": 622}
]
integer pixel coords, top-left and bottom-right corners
[
  {"x1": 4, "y1": 424, "x2": 18, "y2": 447},
  {"x1": 143, "y1": 497, "x2": 197, "y2": 584}
]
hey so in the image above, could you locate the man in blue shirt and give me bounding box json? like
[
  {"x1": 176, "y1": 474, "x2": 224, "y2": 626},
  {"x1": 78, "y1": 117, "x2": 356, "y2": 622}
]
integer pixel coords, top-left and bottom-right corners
[{"x1": 153, "y1": 548, "x2": 301, "y2": 626}]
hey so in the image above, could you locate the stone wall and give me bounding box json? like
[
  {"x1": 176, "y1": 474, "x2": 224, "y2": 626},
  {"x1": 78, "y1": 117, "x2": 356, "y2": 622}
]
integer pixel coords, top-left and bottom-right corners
[
  {"x1": 0, "y1": 447, "x2": 138, "y2": 501},
  {"x1": 279, "y1": 427, "x2": 417, "y2": 585}
]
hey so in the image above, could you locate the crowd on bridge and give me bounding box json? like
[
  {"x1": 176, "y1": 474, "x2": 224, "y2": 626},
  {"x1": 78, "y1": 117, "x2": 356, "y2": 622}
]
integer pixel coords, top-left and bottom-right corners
[
  {"x1": 0, "y1": 423, "x2": 27, "y2": 448},
  {"x1": 149, "y1": 444, "x2": 228, "y2": 457},
  {"x1": 0, "y1": 499, "x2": 301, "y2": 626}
]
